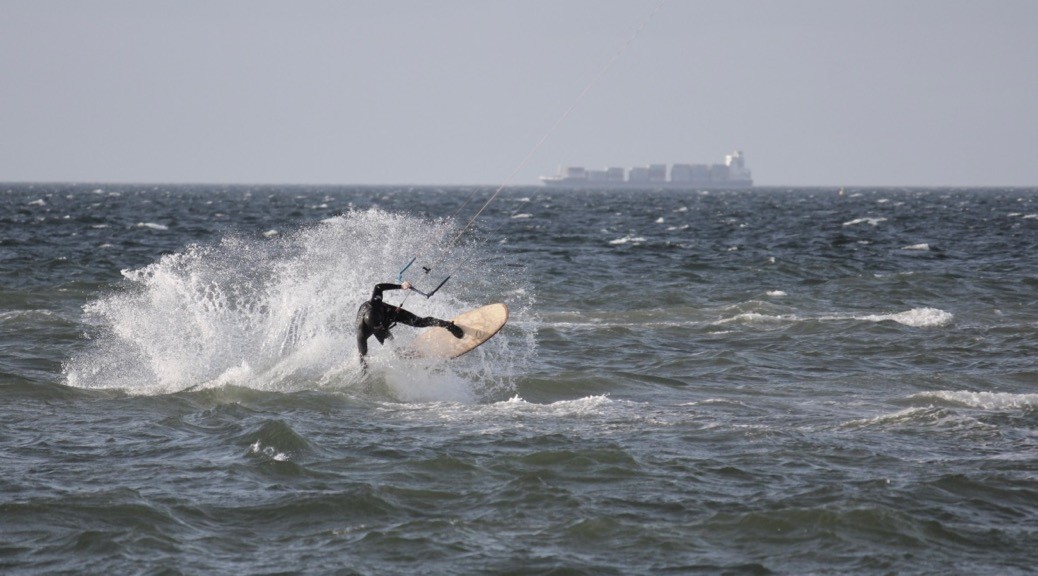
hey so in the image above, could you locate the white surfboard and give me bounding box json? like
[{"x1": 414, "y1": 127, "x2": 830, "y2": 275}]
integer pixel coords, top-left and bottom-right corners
[{"x1": 407, "y1": 303, "x2": 509, "y2": 359}]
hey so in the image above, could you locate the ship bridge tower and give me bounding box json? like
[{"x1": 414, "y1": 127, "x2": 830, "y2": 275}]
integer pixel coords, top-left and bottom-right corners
[{"x1": 725, "y1": 150, "x2": 753, "y2": 182}]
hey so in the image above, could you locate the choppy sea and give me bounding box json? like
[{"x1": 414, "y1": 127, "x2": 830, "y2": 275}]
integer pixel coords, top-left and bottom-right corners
[{"x1": 2, "y1": 183, "x2": 1036, "y2": 574}]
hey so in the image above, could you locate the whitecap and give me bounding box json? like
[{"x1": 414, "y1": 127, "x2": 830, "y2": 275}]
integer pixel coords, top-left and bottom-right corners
[
  {"x1": 713, "y1": 307, "x2": 951, "y2": 329},
  {"x1": 511, "y1": 213, "x2": 532, "y2": 219},
  {"x1": 249, "y1": 440, "x2": 290, "y2": 462},
  {"x1": 900, "y1": 243, "x2": 930, "y2": 251},
  {"x1": 861, "y1": 307, "x2": 952, "y2": 327},
  {"x1": 766, "y1": 290, "x2": 787, "y2": 297},
  {"x1": 909, "y1": 390, "x2": 1038, "y2": 410},
  {"x1": 495, "y1": 394, "x2": 614, "y2": 417},
  {"x1": 842, "y1": 217, "x2": 887, "y2": 226},
  {"x1": 843, "y1": 405, "x2": 999, "y2": 436},
  {"x1": 387, "y1": 395, "x2": 618, "y2": 424},
  {"x1": 609, "y1": 235, "x2": 645, "y2": 245},
  {"x1": 843, "y1": 406, "x2": 935, "y2": 428},
  {"x1": 0, "y1": 309, "x2": 55, "y2": 322},
  {"x1": 714, "y1": 312, "x2": 792, "y2": 326},
  {"x1": 136, "y1": 222, "x2": 169, "y2": 230}
]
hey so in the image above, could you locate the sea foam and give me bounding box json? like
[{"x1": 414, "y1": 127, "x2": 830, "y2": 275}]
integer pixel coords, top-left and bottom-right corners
[
  {"x1": 842, "y1": 217, "x2": 888, "y2": 226},
  {"x1": 909, "y1": 390, "x2": 1038, "y2": 410},
  {"x1": 714, "y1": 307, "x2": 953, "y2": 328},
  {"x1": 860, "y1": 307, "x2": 953, "y2": 327}
]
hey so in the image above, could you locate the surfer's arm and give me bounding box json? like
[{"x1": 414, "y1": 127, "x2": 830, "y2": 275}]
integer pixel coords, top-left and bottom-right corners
[
  {"x1": 370, "y1": 282, "x2": 412, "y2": 300},
  {"x1": 370, "y1": 283, "x2": 402, "y2": 300}
]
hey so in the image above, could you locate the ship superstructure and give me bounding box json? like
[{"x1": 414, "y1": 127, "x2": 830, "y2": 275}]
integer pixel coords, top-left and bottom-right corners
[{"x1": 540, "y1": 150, "x2": 753, "y2": 188}]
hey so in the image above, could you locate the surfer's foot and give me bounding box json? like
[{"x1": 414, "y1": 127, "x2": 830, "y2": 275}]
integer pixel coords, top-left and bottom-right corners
[{"x1": 446, "y1": 322, "x2": 463, "y2": 339}]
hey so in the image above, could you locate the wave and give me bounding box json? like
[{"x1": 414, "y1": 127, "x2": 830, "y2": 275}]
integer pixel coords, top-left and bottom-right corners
[
  {"x1": 390, "y1": 394, "x2": 616, "y2": 421},
  {"x1": 608, "y1": 234, "x2": 646, "y2": 246},
  {"x1": 843, "y1": 217, "x2": 888, "y2": 226},
  {"x1": 845, "y1": 390, "x2": 1038, "y2": 432},
  {"x1": 714, "y1": 307, "x2": 953, "y2": 328},
  {"x1": 0, "y1": 309, "x2": 58, "y2": 323},
  {"x1": 382, "y1": 394, "x2": 688, "y2": 430},
  {"x1": 713, "y1": 312, "x2": 794, "y2": 326},
  {"x1": 858, "y1": 307, "x2": 953, "y2": 327},
  {"x1": 908, "y1": 390, "x2": 1038, "y2": 410},
  {"x1": 841, "y1": 406, "x2": 1000, "y2": 438},
  {"x1": 535, "y1": 305, "x2": 954, "y2": 331},
  {"x1": 844, "y1": 406, "x2": 944, "y2": 428},
  {"x1": 135, "y1": 222, "x2": 169, "y2": 230}
]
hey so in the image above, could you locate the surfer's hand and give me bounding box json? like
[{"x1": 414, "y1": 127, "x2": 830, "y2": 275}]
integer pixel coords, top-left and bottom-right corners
[{"x1": 401, "y1": 281, "x2": 412, "y2": 290}]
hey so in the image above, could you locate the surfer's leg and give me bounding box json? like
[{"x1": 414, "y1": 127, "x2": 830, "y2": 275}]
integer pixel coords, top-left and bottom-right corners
[
  {"x1": 356, "y1": 332, "x2": 369, "y2": 358},
  {"x1": 394, "y1": 308, "x2": 463, "y2": 338},
  {"x1": 356, "y1": 331, "x2": 371, "y2": 372},
  {"x1": 391, "y1": 308, "x2": 431, "y2": 327},
  {"x1": 356, "y1": 303, "x2": 373, "y2": 368},
  {"x1": 444, "y1": 322, "x2": 463, "y2": 338}
]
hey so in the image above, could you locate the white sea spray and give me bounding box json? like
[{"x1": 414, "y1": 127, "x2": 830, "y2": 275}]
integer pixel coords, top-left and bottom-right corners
[{"x1": 64, "y1": 208, "x2": 535, "y2": 400}]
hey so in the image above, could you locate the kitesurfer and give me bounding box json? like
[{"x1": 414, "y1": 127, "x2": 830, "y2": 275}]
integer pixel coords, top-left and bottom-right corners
[{"x1": 356, "y1": 281, "x2": 463, "y2": 368}]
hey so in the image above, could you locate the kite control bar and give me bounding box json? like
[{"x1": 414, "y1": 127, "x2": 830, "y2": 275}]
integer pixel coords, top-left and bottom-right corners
[{"x1": 397, "y1": 257, "x2": 451, "y2": 299}]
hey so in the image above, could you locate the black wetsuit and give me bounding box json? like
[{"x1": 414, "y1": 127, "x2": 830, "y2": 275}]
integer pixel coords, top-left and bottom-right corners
[{"x1": 355, "y1": 283, "x2": 457, "y2": 364}]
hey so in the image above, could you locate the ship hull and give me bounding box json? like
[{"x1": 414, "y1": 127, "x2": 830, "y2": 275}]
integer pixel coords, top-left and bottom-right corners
[{"x1": 540, "y1": 177, "x2": 753, "y2": 189}]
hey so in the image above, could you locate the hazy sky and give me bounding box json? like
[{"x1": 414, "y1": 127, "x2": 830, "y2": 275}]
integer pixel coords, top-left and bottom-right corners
[{"x1": 3, "y1": 1, "x2": 1036, "y2": 187}]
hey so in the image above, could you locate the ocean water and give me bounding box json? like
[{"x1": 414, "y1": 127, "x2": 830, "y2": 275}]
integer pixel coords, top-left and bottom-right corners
[{"x1": 2, "y1": 183, "x2": 1037, "y2": 574}]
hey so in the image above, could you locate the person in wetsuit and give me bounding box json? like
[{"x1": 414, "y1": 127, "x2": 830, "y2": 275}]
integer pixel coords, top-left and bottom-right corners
[{"x1": 356, "y1": 281, "x2": 463, "y2": 368}]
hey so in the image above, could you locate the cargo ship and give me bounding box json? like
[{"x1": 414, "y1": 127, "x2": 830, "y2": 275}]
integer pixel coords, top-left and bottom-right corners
[{"x1": 540, "y1": 150, "x2": 753, "y2": 189}]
